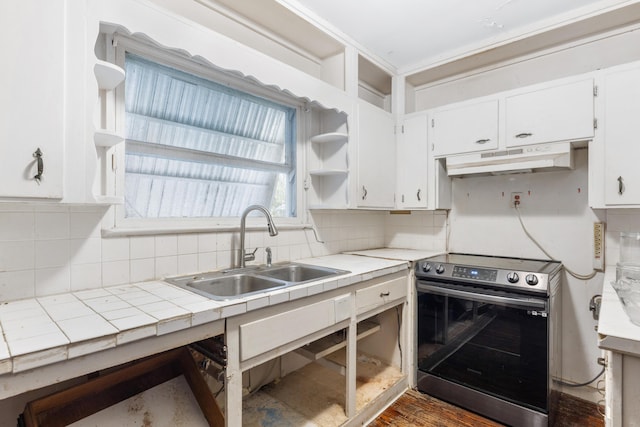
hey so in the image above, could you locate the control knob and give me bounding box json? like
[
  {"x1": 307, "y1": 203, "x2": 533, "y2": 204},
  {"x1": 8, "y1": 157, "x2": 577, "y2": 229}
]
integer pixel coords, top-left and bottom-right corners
[
  {"x1": 435, "y1": 264, "x2": 445, "y2": 274},
  {"x1": 506, "y1": 272, "x2": 519, "y2": 283},
  {"x1": 525, "y1": 274, "x2": 539, "y2": 286},
  {"x1": 421, "y1": 262, "x2": 432, "y2": 273}
]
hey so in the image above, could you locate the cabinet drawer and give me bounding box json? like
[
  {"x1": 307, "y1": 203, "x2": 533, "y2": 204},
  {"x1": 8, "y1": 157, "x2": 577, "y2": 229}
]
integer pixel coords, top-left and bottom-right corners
[
  {"x1": 240, "y1": 298, "x2": 337, "y2": 361},
  {"x1": 355, "y1": 276, "x2": 407, "y2": 315}
]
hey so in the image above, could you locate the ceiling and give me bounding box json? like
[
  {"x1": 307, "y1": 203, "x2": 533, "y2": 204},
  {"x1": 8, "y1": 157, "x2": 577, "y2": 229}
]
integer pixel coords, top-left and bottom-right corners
[{"x1": 287, "y1": 0, "x2": 633, "y2": 73}]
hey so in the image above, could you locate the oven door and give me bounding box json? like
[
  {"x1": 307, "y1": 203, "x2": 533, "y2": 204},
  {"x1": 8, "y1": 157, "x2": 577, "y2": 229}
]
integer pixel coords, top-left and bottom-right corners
[{"x1": 416, "y1": 280, "x2": 549, "y2": 414}]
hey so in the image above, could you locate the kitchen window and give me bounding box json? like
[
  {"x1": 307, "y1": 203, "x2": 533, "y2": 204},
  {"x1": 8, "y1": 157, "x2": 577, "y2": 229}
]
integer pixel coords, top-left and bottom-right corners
[{"x1": 109, "y1": 35, "x2": 302, "y2": 231}]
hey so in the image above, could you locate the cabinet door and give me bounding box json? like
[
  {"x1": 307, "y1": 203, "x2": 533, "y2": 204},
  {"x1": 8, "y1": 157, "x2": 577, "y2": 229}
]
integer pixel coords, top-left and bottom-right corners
[
  {"x1": 397, "y1": 114, "x2": 428, "y2": 209},
  {"x1": 505, "y1": 79, "x2": 594, "y2": 148},
  {"x1": 0, "y1": 1, "x2": 64, "y2": 198},
  {"x1": 431, "y1": 99, "x2": 499, "y2": 157},
  {"x1": 356, "y1": 100, "x2": 395, "y2": 208},
  {"x1": 603, "y1": 66, "x2": 640, "y2": 205}
]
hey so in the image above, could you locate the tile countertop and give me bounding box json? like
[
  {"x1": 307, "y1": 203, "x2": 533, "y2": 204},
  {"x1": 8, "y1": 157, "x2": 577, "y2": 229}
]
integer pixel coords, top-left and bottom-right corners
[
  {"x1": 344, "y1": 248, "x2": 444, "y2": 262},
  {"x1": 597, "y1": 268, "x2": 640, "y2": 356},
  {"x1": 0, "y1": 254, "x2": 408, "y2": 385}
]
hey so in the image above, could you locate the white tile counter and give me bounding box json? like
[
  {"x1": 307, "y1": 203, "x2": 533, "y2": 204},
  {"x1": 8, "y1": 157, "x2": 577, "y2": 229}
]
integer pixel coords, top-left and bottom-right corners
[
  {"x1": 0, "y1": 254, "x2": 407, "y2": 400},
  {"x1": 598, "y1": 268, "x2": 640, "y2": 355},
  {"x1": 344, "y1": 248, "x2": 443, "y2": 262}
]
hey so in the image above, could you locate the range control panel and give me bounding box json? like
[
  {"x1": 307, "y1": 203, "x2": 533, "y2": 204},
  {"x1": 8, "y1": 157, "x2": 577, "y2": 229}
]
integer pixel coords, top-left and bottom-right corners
[{"x1": 452, "y1": 266, "x2": 497, "y2": 282}]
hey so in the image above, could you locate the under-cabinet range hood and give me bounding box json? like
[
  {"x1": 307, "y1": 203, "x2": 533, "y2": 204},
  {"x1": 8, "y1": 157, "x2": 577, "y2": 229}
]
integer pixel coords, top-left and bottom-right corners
[{"x1": 446, "y1": 142, "x2": 574, "y2": 176}]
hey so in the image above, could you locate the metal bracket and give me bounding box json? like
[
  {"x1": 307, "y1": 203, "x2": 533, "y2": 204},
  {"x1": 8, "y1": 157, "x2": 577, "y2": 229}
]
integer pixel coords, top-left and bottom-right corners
[{"x1": 589, "y1": 294, "x2": 602, "y2": 320}]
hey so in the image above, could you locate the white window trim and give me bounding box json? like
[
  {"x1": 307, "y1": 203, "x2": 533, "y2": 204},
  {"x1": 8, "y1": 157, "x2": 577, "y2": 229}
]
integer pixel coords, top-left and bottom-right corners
[{"x1": 103, "y1": 32, "x2": 307, "y2": 235}]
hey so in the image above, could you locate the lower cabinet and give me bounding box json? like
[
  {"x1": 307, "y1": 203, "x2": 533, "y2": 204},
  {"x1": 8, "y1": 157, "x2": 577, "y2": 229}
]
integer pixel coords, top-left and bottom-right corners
[
  {"x1": 604, "y1": 350, "x2": 640, "y2": 426},
  {"x1": 225, "y1": 271, "x2": 409, "y2": 426}
]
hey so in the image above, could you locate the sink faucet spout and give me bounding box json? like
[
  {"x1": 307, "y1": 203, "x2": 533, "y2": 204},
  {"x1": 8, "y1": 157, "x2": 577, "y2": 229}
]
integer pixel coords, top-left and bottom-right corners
[{"x1": 239, "y1": 205, "x2": 279, "y2": 268}]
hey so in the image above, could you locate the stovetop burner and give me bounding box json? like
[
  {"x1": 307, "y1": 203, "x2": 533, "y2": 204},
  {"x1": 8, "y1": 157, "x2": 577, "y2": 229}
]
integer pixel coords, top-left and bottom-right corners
[{"x1": 415, "y1": 253, "x2": 562, "y2": 295}]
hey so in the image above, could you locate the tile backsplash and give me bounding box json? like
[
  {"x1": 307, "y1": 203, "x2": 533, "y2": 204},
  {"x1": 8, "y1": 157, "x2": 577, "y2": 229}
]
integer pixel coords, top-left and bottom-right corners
[{"x1": 0, "y1": 205, "x2": 447, "y2": 302}]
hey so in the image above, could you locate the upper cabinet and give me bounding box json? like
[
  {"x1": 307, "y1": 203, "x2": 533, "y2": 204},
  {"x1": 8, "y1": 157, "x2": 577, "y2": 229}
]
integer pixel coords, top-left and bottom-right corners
[
  {"x1": 0, "y1": 1, "x2": 64, "y2": 199},
  {"x1": 397, "y1": 114, "x2": 428, "y2": 209},
  {"x1": 431, "y1": 99, "x2": 499, "y2": 157},
  {"x1": 505, "y1": 78, "x2": 595, "y2": 148},
  {"x1": 356, "y1": 100, "x2": 396, "y2": 208},
  {"x1": 599, "y1": 63, "x2": 640, "y2": 206}
]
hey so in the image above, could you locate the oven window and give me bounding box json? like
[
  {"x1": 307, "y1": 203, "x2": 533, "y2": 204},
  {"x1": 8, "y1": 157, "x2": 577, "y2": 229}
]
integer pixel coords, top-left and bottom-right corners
[{"x1": 417, "y1": 291, "x2": 548, "y2": 412}]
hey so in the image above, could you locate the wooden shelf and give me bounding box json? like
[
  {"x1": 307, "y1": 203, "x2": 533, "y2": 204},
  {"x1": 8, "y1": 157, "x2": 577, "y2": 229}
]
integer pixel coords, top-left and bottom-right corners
[
  {"x1": 310, "y1": 132, "x2": 348, "y2": 144},
  {"x1": 94, "y1": 60, "x2": 125, "y2": 90},
  {"x1": 295, "y1": 319, "x2": 380, "y2": 362},
  {"x1": 94, "y1": 129, "x2": 124, "y2": 147}
]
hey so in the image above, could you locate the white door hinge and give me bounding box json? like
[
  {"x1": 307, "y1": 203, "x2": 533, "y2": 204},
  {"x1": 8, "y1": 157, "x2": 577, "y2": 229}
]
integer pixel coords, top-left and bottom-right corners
[
  {"x1": 431, "y1": 118, "x2": 435, "y2": 128},
  {"x1": 111, "y1": 154, "x2": 117, "y2": 171},
  {"x1": 593, "y1": 85, "x2": 598, "y2": 97},
  {"x1": 594, "y1": 118, "x2": 598, "y2": 130}
]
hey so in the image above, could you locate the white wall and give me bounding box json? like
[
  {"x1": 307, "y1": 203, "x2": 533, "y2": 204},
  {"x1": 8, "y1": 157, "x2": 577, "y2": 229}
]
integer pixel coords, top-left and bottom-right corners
[{"x1": 448, "y1": 148, "x2": 605, "y2": 400}]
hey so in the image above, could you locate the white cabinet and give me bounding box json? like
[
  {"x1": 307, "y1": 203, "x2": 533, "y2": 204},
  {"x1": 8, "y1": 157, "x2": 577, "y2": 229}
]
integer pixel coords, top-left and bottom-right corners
[
  {"x1": 431, "y1": 99, "x2": 499, "y2": 157},
  {"x1": 505, "y1": 78, "x2": 595, "y2": 148},
  {"x1": 397, "y1": 114, "x2": 428, "y2": 209},
  {"x1": 0, "y1": 1, "x2": 64, "y2": 199},
  {"x1": 225, "y1": 270, "x2": 409, "y2": 426},
  {"x1": 600, "y1": 64, "x2": 640, "y2": 206},
  {"x1": 356, "y1": 100, "x2": 396, "y2": 208}
]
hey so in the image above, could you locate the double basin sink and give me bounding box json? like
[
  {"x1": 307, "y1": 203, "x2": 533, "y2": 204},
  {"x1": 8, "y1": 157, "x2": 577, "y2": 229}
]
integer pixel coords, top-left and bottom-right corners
[{"x1": 166, "y1": 263, "x2": 350, "y2": 301}]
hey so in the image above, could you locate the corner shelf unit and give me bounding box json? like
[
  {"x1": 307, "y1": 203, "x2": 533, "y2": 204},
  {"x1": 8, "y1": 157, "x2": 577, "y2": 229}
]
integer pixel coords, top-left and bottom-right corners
[
  {"x1": 307, "y1": 109, "x2": 350, "y2": 209},
  {"x1": 93, "y1": 59, "x2": 126, "y2": 204}
]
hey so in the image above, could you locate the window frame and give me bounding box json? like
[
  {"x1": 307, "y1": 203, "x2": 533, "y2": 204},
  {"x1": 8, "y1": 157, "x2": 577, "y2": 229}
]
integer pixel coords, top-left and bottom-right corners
[{"x1": 108, "y1": 33, "x2": 307, "y2": 233}]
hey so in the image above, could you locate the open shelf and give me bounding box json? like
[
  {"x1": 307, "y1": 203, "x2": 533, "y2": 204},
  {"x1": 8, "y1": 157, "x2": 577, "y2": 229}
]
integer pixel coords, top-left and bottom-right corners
[
  {"x1": 94, "y1": 60, "x2": 125, "y2": 90},
  {"x1": 309, "y1": 169, "x2": 348, "y2": 176},
  {"x1": 93, "y1": 129, "x2": 124, "y2": 147},
  {"x1": 310, "y1": 132, "x2": 348, "y2": 144},
  {"x1": 295, "y1": 319, "x2": 380, "y2": 362}
]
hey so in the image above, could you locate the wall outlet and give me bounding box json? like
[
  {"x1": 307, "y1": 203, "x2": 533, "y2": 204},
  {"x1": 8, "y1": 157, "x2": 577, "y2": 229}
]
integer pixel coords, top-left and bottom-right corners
[
  {"x1": 511, "y1": 192, "x2": 523, "y2": 208},
  {"x1": 593, "y1": 222, "x2": 605, "y2": 270}
]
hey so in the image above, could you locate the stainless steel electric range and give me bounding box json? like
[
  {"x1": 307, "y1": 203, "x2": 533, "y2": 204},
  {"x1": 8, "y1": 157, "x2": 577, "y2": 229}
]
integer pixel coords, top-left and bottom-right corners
[{"x1": 415, "y1": 253, "x2": 563, "y2": 427}]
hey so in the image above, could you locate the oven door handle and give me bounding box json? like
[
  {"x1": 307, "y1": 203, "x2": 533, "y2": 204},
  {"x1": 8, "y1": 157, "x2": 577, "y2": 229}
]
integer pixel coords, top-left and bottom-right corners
[{"x1": 416, "y1": 282, "x2": 547, "y2": 311}]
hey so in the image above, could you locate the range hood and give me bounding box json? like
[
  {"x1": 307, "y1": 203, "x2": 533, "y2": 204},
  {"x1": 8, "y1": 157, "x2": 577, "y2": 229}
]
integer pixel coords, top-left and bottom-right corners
[{"x1": 446, "y1": 142, "x2": 574, "y2": 176}]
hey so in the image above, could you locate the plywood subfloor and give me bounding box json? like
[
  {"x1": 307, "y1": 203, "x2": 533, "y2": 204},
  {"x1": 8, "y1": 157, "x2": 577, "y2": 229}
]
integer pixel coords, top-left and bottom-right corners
[
  {"x1": 243, "y1": 351, "x2": 404, "y2": 427},
  {"x1": 368, "y1": 389, "x2": 604, "y2": 427},
  {"x1": 68, "y1": 376, "x2": 209, "y2": 427}
]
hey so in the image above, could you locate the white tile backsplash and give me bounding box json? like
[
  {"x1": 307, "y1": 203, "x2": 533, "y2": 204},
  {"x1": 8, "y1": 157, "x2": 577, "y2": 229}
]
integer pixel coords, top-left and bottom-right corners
[
  {"x1": 0, "y1": 208, "x2": 396, "y2": 301},
  {"x1": 35, "y1": 212, "x2": 69, "y2": 240},
  {"x1": 0, "y1": 241, "x2": 34, "y2": 271},
  {"x1": 35, "y1": 240, "x2": 69, "y2": 269}
]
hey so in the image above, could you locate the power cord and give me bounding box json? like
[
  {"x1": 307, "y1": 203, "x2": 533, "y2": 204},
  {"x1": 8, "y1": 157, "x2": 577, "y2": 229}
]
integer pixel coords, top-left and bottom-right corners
[
  {"x1": 555, "y1": 366, "x2": 605, "y2": 387},
  {"x1": 514, "y1": 205, "x2": 598, "y2": 280}
]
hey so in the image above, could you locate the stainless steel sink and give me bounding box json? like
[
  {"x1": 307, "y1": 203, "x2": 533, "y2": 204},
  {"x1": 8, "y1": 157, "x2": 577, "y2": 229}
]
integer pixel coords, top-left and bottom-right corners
[
  {"x1": 255, "y1": 264, "x2": 346, "y2": 283},
  {"x1": 166, "y1": 263, "x2": 349, "y2": 301},
  {"x1": 184, "y1": 274, "x2": 287, "y2": 300}
]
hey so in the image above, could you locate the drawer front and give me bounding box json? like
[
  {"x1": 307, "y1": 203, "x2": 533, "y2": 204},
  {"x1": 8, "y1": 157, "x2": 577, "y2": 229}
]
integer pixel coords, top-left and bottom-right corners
[
  {"x1": 355, "y1": 276, "x2": 407, "y2": 315},
  {"x1": 240, "y1": 298, "x2": 336, "y2": 361}
]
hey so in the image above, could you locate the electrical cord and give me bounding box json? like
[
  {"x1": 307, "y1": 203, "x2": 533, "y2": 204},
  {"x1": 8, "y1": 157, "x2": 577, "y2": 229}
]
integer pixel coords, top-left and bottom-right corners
[
  {"x1": 395, "y1": 306, "x2": 403, "y2": 371},
  {"x1": 555, "y1": 366, "x2": 605, "y2": 387},
  {"x1": 514, "y1": 205, "x2": 598, "y2": 280}
]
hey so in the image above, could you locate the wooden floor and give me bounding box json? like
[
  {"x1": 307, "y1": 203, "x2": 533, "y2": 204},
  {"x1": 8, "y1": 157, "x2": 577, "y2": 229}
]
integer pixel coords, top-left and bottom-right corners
[{"x1": 369, "y1": 390, "x2": 604, "y2": 427}]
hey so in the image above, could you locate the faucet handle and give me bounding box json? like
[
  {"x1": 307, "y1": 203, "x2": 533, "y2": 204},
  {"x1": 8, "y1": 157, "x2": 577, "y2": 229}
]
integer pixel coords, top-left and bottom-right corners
[{"x1": 244, "y1": 247, "x2": 258, "y2": 263}]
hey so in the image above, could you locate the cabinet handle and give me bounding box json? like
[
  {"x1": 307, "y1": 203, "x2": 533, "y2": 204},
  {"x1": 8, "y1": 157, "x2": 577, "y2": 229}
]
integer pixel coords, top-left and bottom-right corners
[
  {"x1": 475, "y1": 139, "x2": 490, "y2": 144},
  {"x1": 618, "y1": 176, "x2": 624, "y2": 195},
  {"x1": 362, "y1": 185, "x2": 368, "y2": 200},
  {"x1": 417, "y1": 189, "x2": 421, "y2": 201},
  {"x1": 515, "y1": 133, "x2": 533, "y2": 138},
  {"x1": 33, "y1": 148, "x2": 43, "y2": 183},
  {"x1": 380, "y1": 291, "x2": 390, "y2": 297}
]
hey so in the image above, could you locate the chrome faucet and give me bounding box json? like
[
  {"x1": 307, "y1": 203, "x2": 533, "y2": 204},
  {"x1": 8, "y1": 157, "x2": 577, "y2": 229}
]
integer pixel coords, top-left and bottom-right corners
[{"x1": 239, "y1": 205, "x2": 278, "y2": 268}]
